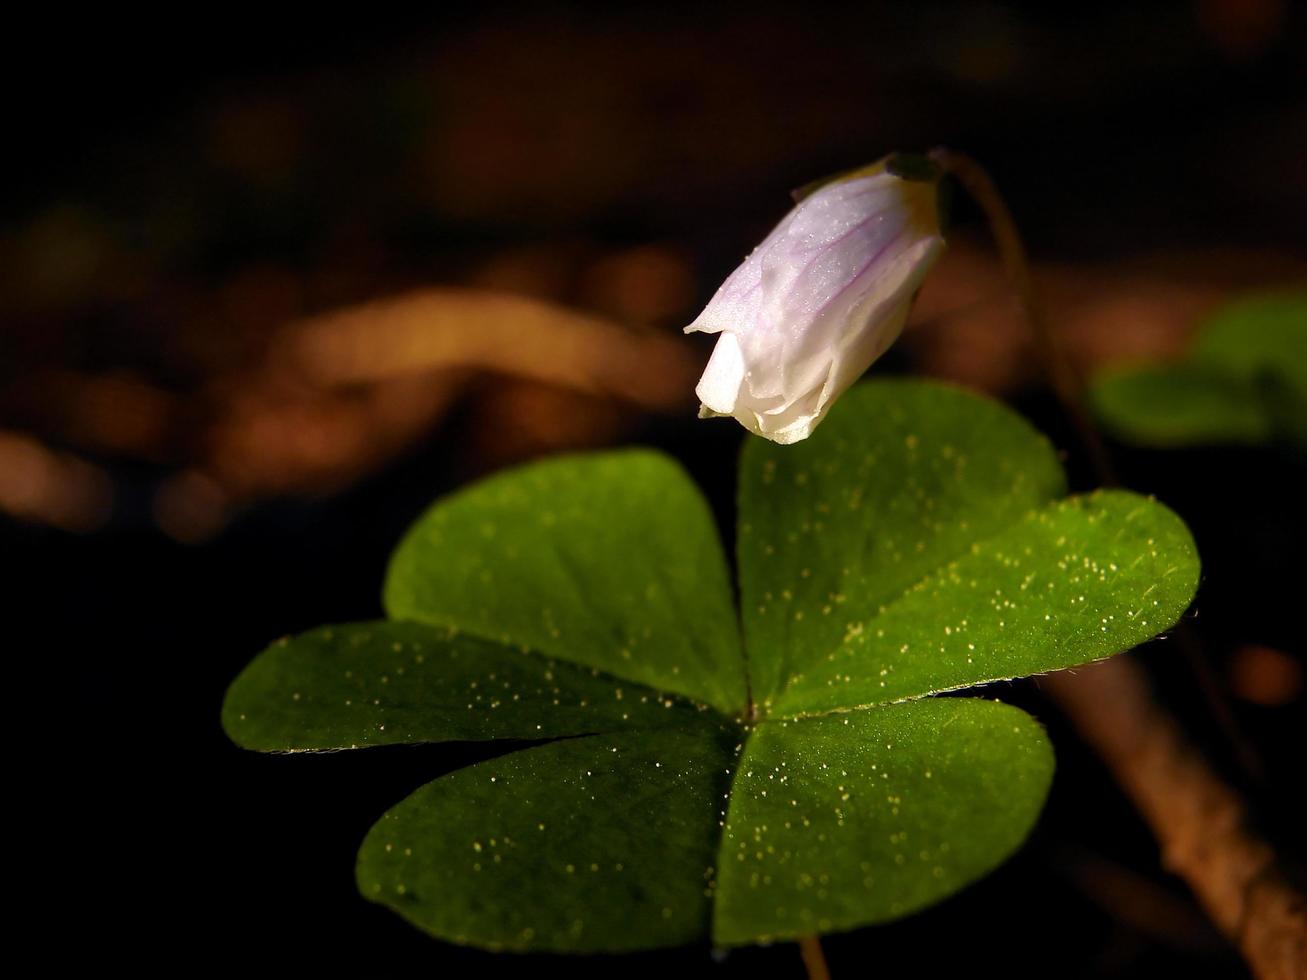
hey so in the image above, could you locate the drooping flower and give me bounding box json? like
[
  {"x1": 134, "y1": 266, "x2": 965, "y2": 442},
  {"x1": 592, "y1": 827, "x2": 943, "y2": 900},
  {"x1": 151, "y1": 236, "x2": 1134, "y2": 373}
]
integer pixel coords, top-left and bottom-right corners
[{"x1": 687, "y1": 156, "x2": 946, "y2": 444}]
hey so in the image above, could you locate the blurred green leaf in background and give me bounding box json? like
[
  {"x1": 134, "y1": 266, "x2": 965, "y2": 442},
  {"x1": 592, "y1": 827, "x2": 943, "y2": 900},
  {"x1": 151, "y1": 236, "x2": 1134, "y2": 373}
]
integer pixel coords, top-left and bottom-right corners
[{"x1": 1091, "y1": 292, "x2": 1307, "y2": 450}]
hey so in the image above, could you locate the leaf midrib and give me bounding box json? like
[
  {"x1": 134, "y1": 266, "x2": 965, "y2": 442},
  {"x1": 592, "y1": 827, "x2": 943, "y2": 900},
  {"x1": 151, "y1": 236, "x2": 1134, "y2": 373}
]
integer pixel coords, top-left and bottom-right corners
[{"x1": 750, "y1": 491, "x2": 1082, "y2": 719}]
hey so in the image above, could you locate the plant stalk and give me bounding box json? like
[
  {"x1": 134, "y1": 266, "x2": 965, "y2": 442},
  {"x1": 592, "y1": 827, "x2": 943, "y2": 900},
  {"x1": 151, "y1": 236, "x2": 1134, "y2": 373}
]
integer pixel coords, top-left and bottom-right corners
[{"x1": 798, "y1": 935, "x2": 831, "y2": 980}]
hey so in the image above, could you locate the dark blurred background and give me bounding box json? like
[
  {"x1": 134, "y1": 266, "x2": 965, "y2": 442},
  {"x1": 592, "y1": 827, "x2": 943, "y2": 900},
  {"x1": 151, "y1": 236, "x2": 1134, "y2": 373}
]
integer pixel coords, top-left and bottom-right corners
[{"x1": 7, "y1": 2, "x2": 1304, "y2": 975}]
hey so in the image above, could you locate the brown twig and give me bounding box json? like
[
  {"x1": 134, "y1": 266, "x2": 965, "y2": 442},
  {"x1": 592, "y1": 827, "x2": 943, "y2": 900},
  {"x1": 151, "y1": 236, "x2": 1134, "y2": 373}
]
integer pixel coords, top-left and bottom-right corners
[
  {"x1": 931, "y1": 146, "x2": 1307, "y2": 979},
  {"x1": 1043, "y1": 663, "x2": 1305, "y2": 978}
]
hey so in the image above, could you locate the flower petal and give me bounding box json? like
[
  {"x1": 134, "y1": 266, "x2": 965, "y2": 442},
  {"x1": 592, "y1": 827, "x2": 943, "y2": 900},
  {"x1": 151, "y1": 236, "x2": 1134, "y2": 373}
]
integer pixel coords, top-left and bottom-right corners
[{"x1": 687, "y1": 163, "x2": 945, "y2": 444}]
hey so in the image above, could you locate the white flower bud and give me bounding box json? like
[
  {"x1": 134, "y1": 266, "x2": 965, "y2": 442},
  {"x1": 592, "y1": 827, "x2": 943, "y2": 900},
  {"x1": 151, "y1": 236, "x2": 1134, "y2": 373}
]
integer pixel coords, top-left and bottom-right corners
[{"x1": 686, "y1": 159, "x2": 945, "y2": 444}]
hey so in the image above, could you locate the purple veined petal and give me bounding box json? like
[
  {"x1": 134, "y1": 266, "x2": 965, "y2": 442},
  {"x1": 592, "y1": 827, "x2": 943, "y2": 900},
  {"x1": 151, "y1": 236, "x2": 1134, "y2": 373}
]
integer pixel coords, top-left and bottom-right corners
[
  {"x1": 742, "y1": 223, "x2": 941, "y2": 403},
  {"x1": 685, "y1": 161, "x2": 946, "y2": 444},
  {"x1": 685, "y1": 260, "x2": 763, "y2": 337},
  {"x1": 727, "y1": 287, "x2": 919, "y2": 445},
  {"x1": 684, "y1": 200, "x2": 806, "y2": 337},
  {"x1": 683, "y1": 181, "x2": 890, "y2": 340}
]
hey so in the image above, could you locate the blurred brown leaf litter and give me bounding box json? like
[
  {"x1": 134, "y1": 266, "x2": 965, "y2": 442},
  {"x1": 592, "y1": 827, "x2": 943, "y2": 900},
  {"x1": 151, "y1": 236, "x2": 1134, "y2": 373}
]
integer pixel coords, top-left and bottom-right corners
[
  {"x1": 5, "y1": 230, "x2": 1303, "y2": 541},
  {"x1": 5, "y1": 239, "x2": 1301, "y2": 541},
  {"x1": 3, "y1": 4, "x2": 1304, "y2": 541}
]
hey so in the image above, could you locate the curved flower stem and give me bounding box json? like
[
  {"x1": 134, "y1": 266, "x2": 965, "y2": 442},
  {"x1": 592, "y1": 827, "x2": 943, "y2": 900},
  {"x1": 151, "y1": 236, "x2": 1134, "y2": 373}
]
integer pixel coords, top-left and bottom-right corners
[
  {"x1": 931, "y1": 149, "x2": 1266, "y2": 778},
  {"x1": 927, "y1": 148, "x2": 1117, "y2": 485},
  {"x1": 933, "y1": 146, "x2": 1269, "y2": 784},
  {"x1": 929, "y1": 146, "x2": 1307, "y2": 979},
  {"x1": 798, "y1": 935, "x2": 831, "y2": 980}
]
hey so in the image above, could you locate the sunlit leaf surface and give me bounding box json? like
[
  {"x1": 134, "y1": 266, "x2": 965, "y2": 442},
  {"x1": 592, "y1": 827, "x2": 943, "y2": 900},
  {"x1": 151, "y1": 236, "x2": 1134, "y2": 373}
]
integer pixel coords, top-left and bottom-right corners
[
  {"x1": 224, "y1": 379, "x2": 1200, "y2": 950},
  {"x1": 713, "y1": 699, "x2": 1052, "y2": 943},
  {"x1": 384, "y1": 449, "x2": 747, "y2": 716},
  {"x1": 356, "y1": 728, "x2": 737, "y2": 952},
  {"x1": 223, "y1": 621, "x2": 708, "y2": 751}
]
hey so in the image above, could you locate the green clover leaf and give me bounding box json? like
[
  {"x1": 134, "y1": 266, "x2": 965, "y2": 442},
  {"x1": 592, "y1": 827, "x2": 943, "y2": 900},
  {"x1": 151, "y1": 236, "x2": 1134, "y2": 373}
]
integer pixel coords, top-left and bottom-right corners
[
  {"x1": 1090, "y1": 291, "x2": 1307, "y2": 449},
  {"x1": 223, "y1": 379, "x2": 1199, "y2": 951}
]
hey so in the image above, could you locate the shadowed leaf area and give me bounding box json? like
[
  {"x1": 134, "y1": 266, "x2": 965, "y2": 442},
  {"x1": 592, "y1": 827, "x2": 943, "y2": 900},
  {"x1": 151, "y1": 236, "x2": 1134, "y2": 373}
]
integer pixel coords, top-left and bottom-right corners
[{"x1": 223, "y1": 379, "x2": 1199, "y2": 950}]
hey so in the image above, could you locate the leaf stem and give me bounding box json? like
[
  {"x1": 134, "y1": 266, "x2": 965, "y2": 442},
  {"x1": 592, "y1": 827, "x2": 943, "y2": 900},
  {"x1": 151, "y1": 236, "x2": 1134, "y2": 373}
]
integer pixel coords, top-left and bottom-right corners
[{"x1": 798, "y1": 935, "x2": 831, "y2": 980}]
